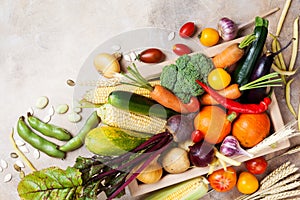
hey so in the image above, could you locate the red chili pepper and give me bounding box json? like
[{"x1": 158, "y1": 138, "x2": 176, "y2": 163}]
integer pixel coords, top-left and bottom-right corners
[{"x1": 196, "y1": 80, "x2": 271, "y2": 114}]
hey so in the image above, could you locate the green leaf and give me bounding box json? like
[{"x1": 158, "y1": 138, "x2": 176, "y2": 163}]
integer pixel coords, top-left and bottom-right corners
[{"x1": 17, "y1": 167, "x2": 83, "y2": 200}]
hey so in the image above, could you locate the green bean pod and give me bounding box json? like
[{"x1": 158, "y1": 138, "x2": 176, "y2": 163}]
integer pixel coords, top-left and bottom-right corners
[
  {"x1": 17, "y1": 116, "x2": 65, "y2": 158},
  {"x1": 27, "y1": 113, "x2": 72, "y2": 141},
  {"x1": 59, "y1": 111, "x2": 100, "y2": 152}
]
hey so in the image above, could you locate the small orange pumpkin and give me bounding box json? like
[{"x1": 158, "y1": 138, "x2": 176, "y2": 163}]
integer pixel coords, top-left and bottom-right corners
[
  {"x1": 232, "y1": 112, "x2": 270, "y2": 148},
  {"x1": 194, "y1": 106, "x2": 235, "y2": 144}
]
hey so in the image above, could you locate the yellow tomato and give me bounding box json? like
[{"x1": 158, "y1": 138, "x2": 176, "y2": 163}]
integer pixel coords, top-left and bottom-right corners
[
  {"x1": 237, "y1": 172, "x2": 259, "y2": 194},
  {"x1": 208, "y1": 68, "x2": 231, "y2": 90},
  {"x1": 199, "y1": 28, "x2": 220, "y2": 47}
]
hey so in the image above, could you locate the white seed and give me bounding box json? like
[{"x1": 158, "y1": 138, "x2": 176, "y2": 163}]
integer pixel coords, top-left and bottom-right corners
[
  {"x1": 1, "y1": 159, "x2": 8, "y2": 169},
  {"x1": 55, "y1": 104, "x2": 69, "y2": 114},
  {"x1": 73, "y1": 107, "x2": 82, "y2": 113},
  {"x1": 27, "y1": 107, "x2": 34, "y2": 115},
  {"x1": 35, "y1": 96, "x2": 49, "y2": 109},
  {"x1": 123, "y1": 54, "x2": 132, "y2": 62},
  {"x1": 129, "y1": 52, "x2": 137, "y2": 61},
  {"x1": 111, "y1": 44, "x2": 121, "y2": 51},
  {"x1": 168, "y1": 31, "x2": 175, "y2": 41},
  {"x1": 19, "y1": 145, "x2": 29, "y2": 153},
  {"x1": 4, "y1": 174, "x2": 12, "y2": 183},
  {"x1": 15, "y1": 140, "x2": 25, "y2": 146},
  {"x1": 33, "y1": 149, "x2": 40, "y2": 159},
  {"x1": 47, "y1": 105, "x2": 55, "y2": 116},
  {"x1": 0, "y1": 166, "x2": 3, "y2": 172},
  {"x1": 43, "y1": 115, "x2": 52, "y2": 123},
  {"x1": 15, "y1": 160, "x2": 25, "y2": 168},
  {"x1": 67, "y1": 112, "x2": 82, "y2": 123}
]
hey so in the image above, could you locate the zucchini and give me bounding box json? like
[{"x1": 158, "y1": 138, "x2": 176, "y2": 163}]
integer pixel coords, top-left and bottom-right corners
[
  {"x1": 233, "y1": 17, "x2": 269, "y2": 86},
  {"x1": 85, "y1": 126, "x2": 150, "y2": 156},
  {"x1": 108, "y1": 90, "x2": 178, "y2": 119}
]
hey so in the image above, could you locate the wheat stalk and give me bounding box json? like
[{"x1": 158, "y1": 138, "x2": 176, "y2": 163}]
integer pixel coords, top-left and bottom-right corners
[
  {"x1": 265, "y1": 181, "x2": 300, "y2": 194},
  {"x1": 260, "y1": 162, "x2": 291, "y2": 185},
  {"x1": 248, "y1": 120, "x2": 298, "y2": 154},
  {"x1": 261, "y1": 164, "x2": 298, "y2": 190},
  {"x1": 260, "y1": 189, "x2": 300, "y2": 200}
]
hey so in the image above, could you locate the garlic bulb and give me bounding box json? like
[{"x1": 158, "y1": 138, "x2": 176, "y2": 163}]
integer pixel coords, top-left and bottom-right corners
[{"x1": 218, "y1": 17, "x2": 238, "y2": 41}]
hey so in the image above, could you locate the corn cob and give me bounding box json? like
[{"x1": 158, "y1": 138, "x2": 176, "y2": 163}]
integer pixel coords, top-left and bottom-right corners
[
  {"x1": 97, "y1": 104, "x2": 166, "y2": 134},
  {"x1": 83, "y1": 80, "x2": 160, "y2": 104},
  {"x1": 145, "y1": 176, "x2": 209, "y2": 200}
]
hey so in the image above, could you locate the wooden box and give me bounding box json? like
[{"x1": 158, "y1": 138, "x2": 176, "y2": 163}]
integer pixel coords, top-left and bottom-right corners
[{"x1": 128, "y1": 37, "x2": 290, "y2": 197}]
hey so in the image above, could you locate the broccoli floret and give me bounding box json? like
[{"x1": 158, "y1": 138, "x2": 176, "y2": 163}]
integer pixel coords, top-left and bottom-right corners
[{"x1": 160, "y1": 53, "x2": 214, "y2": 103}]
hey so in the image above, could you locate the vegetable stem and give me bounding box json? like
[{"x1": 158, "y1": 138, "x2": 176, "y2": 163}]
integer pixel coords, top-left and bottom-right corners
[
  {"x1": 239, "y1": 72, "x2": 282, "y2": 91},
  {"x1": 238, "y1": 34, "x2": 257, "y2": 49}
]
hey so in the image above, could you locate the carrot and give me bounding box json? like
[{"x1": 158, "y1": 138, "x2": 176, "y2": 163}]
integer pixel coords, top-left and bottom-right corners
[
  {"x1": 200, "y1": 84, "x2": 242, "y2": 105},
  {"x1": 212, "y1": 34, "x2": 256, "y2": 68},
  {"x1": 122, "y1": 64, "x2": 200, "y2": 113}
]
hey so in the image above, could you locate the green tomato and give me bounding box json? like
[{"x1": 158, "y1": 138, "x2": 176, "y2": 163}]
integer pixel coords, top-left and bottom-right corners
[{"x1": 208, "y1": 68, "x2": 231, "y2": 90}]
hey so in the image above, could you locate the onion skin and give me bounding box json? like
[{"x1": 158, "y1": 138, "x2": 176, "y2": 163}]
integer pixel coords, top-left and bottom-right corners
[
  {"x1": 218, "y1": 17, "x2": 238, "y2": 41},
  {"x1": 188, "y1": 141, "x2": 214, "y2": 167},
  {"x1": 94, "y1": 53, "x2": 120, "y2": 78}
]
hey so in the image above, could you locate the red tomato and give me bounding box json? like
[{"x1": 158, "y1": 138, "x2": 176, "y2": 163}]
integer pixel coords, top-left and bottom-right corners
[
  {"x1": 179, "y1": 22, "x2": 195, "y2": 38},
  {"x1": 208, "y1": 166, "x2": 237, "y2": 192},
  {"x1": 191, "y1": 130, "x2": 204, "y2": 143},
  {"x1": 245, "y1": 156, "x2": 268, "y2": 175},
  {"x1": 138, "y1": 48, "x2": 165, "y2": 63},
  {"x1": 173, "y1": 44, "x2": 192, "y2": 56}
]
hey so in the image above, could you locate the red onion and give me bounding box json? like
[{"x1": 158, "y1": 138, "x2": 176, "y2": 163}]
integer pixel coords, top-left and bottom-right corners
[
  {"x1": 188, "y1": 141, "x2": 214, "y2": 167},
  {"x1": 218, "y1": 17, "x2": 238, "y2": 41}
]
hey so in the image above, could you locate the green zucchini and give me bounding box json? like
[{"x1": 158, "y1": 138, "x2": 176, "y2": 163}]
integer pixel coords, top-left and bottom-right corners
[
  {"x1": 85, "y1": 126, "x2": 150, "y2": 156},
  {"x1": 108, "y1": 90, "x2": 178, "y2": 119},
  {"x1": 233, "y1": 17, "x2": 269, "y2": 86}
]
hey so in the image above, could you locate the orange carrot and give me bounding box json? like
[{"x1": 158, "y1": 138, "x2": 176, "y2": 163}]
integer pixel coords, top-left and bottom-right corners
[
  {"x1": 123, "y1": 64, "x2": 200, "y2": 113},
  {"x1": 200, "y1": 84, "x2": 242, "y2": 105},
  {"x1": 212, "y1": 43, "x2": 244, "y2": 68},
  {"x1": 212, "y1": 34, "x2": 257, "y2": 68}
]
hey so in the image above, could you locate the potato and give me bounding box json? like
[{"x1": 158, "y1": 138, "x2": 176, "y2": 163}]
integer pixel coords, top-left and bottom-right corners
[{"x1": 162, "y1": 147, "x2": 190, "y2": 174}]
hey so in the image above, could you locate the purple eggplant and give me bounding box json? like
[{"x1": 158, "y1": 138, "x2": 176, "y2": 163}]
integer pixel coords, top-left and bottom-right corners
[{"x1": 245, "y1": 39, "x2": 293, "y2": 103}]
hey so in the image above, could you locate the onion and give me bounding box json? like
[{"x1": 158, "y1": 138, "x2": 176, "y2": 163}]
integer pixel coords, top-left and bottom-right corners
[
  {"x1": 188, "y1": 141, "x2": 214, "y2": 167},
  {"x1": 94, "y1": 53, "x2": 121, "y2": 78},
  {"x1": 218, "y1": 17, "x2": 238, "y2": 41},
  {"x1": 220, "y1": 136, "x2": 253, "y2": 157}
]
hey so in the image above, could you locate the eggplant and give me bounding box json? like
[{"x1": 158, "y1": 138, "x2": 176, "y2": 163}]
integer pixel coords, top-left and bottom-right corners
[{"x1": 244, "y1": 39, "x2": 293, "y2": 103}]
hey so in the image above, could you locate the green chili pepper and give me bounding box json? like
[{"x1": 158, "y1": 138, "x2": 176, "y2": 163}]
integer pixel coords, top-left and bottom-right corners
[
  {"x1": 59, "y1": 111, "x2": 100, "y2": 152},
  {"x1": 27, "y1": 113, "x2": 72, "y2": 141},
  {"x1": 17, "y1": 116, "x2": 65, "y2": 158}
]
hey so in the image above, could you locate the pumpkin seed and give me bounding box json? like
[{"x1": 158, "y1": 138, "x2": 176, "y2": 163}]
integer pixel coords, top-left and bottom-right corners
[
  {"x1": 47, "y1": 105, "x2": 55, "y2": 116},
  {"x1": 55, "y1": 104, "x2": 69, "y2": 114},
  {"x1": 15, "y1": 160, "x2": 25, "y2": 168},
  {"x1": 1, "y1": 159, "x2": 8, "y2": 169},
  {"x1": 168, "y1": 31, "x2": 175, "y2": 41},
  {"x1": 15, "y1": 140, "x2": 25, "y2": 146},
  {"x1": 4, "y1": 174, "x2": 12, "y2": 182},
  {"x1": 67, "y1": 112, "x2": 82, "y2": 123},
  {"x1": 33, "y1": 149, "x2": 40, "y2": 159},
  {"x1": 14, "y1": 164, "x2": 21, "y2": 172},
  {"x1": 0, "y1": 166, "x2": 3, "y2": 172},
  {"x1": 43, "y1": 114, "x2": 52, "y2": 123},
  {"x1": 67, "y1": 79, "x2": 75, "y2": 86},
  {"x1": 35, "y1": 96, "x2": 49, "y2": 109},
  {"x1": 10, "y1": 152, "x2": 18, "y2": 159},
  {"x1": 19, "y1": 145, "x2": 29, "y2": 153},
  {"x1": 19, "y1": 170, "x2": 25, "y2": 179},
  {"x1": 73, "y1": 107, "x2": 82, "y2": 113}
]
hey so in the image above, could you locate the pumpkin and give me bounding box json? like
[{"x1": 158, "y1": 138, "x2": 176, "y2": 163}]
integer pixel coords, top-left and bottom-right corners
[
  {"x1": 232, "y1": 112, "x2": 270, "y2": 148},
  {"x1": 194, "y1": 106, "x2": 234, "y2": 144}
]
